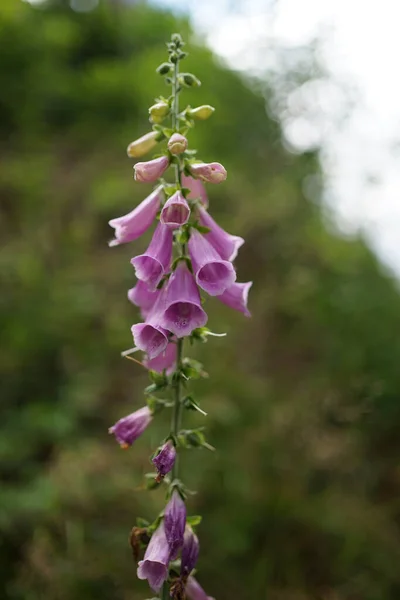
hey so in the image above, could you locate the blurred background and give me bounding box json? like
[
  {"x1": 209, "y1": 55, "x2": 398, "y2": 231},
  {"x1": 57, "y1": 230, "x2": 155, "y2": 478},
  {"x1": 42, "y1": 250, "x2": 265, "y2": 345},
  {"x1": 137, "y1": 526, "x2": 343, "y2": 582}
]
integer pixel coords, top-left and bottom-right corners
[{"x1": 2, "y1": 0, "x2": 400, "y2": 599}]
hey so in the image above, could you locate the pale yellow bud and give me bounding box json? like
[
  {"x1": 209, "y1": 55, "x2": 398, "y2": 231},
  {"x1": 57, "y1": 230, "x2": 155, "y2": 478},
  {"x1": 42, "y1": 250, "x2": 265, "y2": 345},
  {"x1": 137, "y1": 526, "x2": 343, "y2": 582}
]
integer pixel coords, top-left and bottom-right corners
[
  {"x1": 127, "y1": 131, "x2": 159, "y2": 158},
  {"x1": 168, "y1": 133, "x2": 188, "y2": 155},
  {"x1": 187, "y1": 105, "x2": 215, "y2": 120},
  {"x1": 149, "y1": 102, "x2": 170, "y2": 124}
]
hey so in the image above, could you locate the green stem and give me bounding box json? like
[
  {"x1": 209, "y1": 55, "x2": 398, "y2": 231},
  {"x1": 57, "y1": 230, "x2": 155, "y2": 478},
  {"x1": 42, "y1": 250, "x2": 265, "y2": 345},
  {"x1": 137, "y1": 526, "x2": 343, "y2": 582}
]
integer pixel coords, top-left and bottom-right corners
[{"x1": 171, "y1": 338, "x2": 184, "y2": 480}]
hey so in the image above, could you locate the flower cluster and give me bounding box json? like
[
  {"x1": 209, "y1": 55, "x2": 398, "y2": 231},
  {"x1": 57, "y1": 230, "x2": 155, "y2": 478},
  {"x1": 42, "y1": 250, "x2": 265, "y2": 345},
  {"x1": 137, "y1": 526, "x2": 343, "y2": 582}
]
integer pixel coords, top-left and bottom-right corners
[{"x1": 108, "y1": 34, "x2": 250, "y2": 599}]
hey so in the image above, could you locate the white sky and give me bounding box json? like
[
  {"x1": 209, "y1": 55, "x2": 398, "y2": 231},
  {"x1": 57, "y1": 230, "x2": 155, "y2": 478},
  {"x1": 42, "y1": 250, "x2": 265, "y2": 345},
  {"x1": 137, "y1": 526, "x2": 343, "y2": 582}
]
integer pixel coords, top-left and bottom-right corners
[{"x1": 154, "y1": 0, "x2": 400, "y2": 276}]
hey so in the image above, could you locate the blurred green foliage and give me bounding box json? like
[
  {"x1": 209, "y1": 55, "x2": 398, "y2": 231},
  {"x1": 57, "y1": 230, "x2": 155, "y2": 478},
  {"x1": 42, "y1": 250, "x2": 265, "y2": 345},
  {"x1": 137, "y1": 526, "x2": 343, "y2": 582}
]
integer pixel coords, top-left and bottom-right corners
[{"x1": 2, "y1": 1, "x2": 400, "y2": 599}]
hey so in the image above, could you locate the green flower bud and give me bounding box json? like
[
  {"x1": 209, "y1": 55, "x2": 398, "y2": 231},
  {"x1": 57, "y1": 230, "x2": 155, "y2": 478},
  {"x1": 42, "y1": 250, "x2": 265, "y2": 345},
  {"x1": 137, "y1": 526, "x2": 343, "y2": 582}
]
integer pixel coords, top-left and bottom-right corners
[
  {"x1": 156, "y1": 62, "x2": 172, "y2": 76},
  {"x1": 179, "y1": 73, "x2": 201, "y2": 88},
  {"x1": 127, "y1": 131, "x2": 160, "y2": 158},
  {"x1": 187, "y1": 105, "x2": 215, "y2": 120},
  {"x1": 149, "y1": 101, "x2": 170, "y2": 124}
]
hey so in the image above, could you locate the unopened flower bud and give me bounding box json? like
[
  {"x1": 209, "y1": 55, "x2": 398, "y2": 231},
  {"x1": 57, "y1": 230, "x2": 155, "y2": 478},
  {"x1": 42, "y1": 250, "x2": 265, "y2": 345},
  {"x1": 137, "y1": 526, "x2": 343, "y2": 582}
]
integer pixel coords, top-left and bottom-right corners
[
  {"x1": 152, "y1": 440, "x2": 176, "y2": 479},
  {"x1": 189, "y1": 162, "x2": 227, "y2": 184},
  {"x1": 134, "y1": 156, "x2": 169, "y2": 183},
  {"x1": 179, "y1": 73, "x2": 201, "y2": 88},
  {"x1": 168, "y1": 133, "x2": 188, "y2": 155},
  {"x1": 149, "y1": 101, "x2": 170, "y2": 124},
  {"x1": 127, "y1": 131, "x2": 160, "y2": 158},
  {"x1": 181, "y1": 527, "x2": 199, "y2": 577},
  {"x1": 187, "y1": 105, "x2": 215, "y2": 121},
  {"x1": 157, "y1": 62, "x2": 173, "y2": 75},
  {"x1": 164, "y1": 490, "x2": 186, "y2": 560}
]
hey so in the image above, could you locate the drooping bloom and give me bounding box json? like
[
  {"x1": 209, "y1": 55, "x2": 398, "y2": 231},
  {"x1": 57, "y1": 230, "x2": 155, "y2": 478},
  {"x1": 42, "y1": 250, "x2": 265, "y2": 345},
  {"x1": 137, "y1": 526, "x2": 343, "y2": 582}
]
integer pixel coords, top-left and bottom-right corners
[
  {"x1": 218, "y1": 281, "x2": 252, "y2": 317},
  {"x1": 131, "y1": 222, "x2": 173, "y2": 290},
  {"x1": 134, "y1": 156, "x2": 169, "y2": 183},
  {"x1": 143, "y1": 342, "x2": 177, "y2": 373},
  {"x1": 168, "y1": 133, "x2": 188, "y2": 155},
  {"x1": 131, "y1": 287, "x2": 170, "y2": 359},
  {"x1": 198, "y1": 205, "x2": 244, "y2": 261},
  {"x1": 185, "y1": 577, "x2": 215, "y2": 600},
  {"x1": 181, "y1": 527, "x2": 199, "y2": 577},
  {"x1": 181, "y1": 174, "x2": 208, "y2": 208},
  {"x1": 108, "y1": 186, "x2": 163, "y2": 247},
  {"x1": 152, "y1": 440, "x2": 176, "y2": 479},
  {"x1": 188, "y1": 228, "x2": 236, "y2": 296},
  {"x1": 160, "y1": 191, "x2": 190, "y2": 229},
  {"x1": 189, "y1": 162, "x2": 227, "y2": 184},
  {"x1": 127, "y1": 131, "x2": 160, "y2": 158},
  {"x1": 164, "y1": 490, "x2": 186, "y2": 560},
  {"x1": 160, "y1": 262, "x2": 208, "y2": 337},
  {"x1": 137, "y1": 522, "x2": 170, "y2": 592},
  {"x1": 128, "y1": 280, "x2": 160, "y2": 317},
  {"x1": 109, "y1": 406, "x2": 152, "y2": 449}
]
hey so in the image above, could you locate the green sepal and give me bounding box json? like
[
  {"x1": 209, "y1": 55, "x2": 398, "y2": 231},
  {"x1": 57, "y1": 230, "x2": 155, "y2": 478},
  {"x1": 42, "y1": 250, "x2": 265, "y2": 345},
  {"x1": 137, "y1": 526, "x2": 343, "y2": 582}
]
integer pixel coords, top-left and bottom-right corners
[
  {"x1": 146, "y1": 396, "x2": 171, "y2": 415},
  {"x1": 180, "y1": 357, "x2": 208, "y2": 380},
  {"x1": 182, "y1": 395, "x2": 207, "y2": 416},
  {"x1": 156, "y1": 62, "x2": 173, "y2": 75},
  {"x1": 136, "y1": 517, "x2": 150, "y2": 528},
  {"x1": 186, "y1": 515, "x2": 202, "y2": 528},
  {"x1": 149, "y1": 370, "x2": 168, "y2": 387},
  {"x1": 190, "y1": 327, "x2": 227, "y2": 344},
  {"x1": 178, "y1": 73, "x2": 201, "y2": 88},
  {"x1": 147, "y1": 512, "x2": 164, "y2": 534},
  {"x1": 163, "y1": 184, "x2": 180, "y2": 197},
  {"x1": 192, "y1": 223, "x2": 211, "y2": 235},
  {"x1": 178, "y1": 428, "x2": 215, "y2": 451},
  {"x1": 175, "y1": 227, "x2": 190, "y2": 245},
  {"x1": 144, "y1": 473, "x2": 163, "y2": 491}
]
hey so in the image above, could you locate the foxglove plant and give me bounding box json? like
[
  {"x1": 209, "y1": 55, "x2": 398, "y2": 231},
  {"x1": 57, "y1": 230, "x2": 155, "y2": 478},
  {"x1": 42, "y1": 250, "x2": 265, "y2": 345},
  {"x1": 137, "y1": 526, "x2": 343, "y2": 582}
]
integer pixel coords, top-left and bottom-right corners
[{"x1": 108, "y1": 34, "x2": 251, "y2": 599}]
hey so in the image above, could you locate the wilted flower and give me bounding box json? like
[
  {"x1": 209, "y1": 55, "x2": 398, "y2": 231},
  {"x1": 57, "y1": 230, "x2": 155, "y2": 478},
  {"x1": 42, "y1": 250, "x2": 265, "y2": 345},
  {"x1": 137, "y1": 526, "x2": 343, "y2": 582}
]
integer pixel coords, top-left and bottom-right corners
[
  {"x1": 152, "y1": 440, "x2": 176, "y2": 479},
  {"x1": 185, "y1": 577, "x2": 215, "y2": 600},
  {"x1": 218, "y1": 281, "x2": 252, "y2": 317},
  {"x1": 160, "y1": 190, "x2": 190, "y2": 229},
  {"x1": 109, "y1": 406, "x2": 152, "y2": 449},
  {"x1": 189, "y1": 162, "x2": 227, "y2": 184},
  {"x1": 127, "y1": 131, "x2": 160, "y2": 158},
  {"x1": 181, "y1": 527, "x2": 199, "y2": 577},
  {"x1": 160, "y1": 262, "x2": 208, "y2": 337},
  {"x1": 188, "y1": 228, "x2": 236, "y2": 296},
  {"x1": 198, "y1": 205, "x2": 244, "y2": 261},
  {"x1": 134, "y1": 156, "x2": 169, "y2": 183},
  {"x1": 131, "y1": 222, "x2": 173, "y2": 290},
  {"x1": 168, "y1": 133, "x2": 188, "y2": 155},
  {"x1": 137, "y1": 522, "x2": 170, "y2": 592},
  {"x1": 164, "y1": 490, "x2": 186, "y2": 560},
  {"x1": 108, "y1": 186, "x2": 163, "y2": 246}
]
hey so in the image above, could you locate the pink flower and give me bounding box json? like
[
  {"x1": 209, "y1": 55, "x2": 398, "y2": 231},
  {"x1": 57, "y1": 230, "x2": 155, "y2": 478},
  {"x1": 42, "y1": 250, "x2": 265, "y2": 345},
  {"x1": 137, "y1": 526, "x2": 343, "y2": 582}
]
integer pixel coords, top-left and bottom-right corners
[
  {"x1": 181, "y1": 174, "x2": 208, "y2": 208},
  {"x1": 137, "y1": 523, "x2": 170, "y2": 592},
  {"x1": 160, "y1": 262, "x2": 208, "y2": 338},
  {"x1": 185, "y1": 577, "x2": 215, "y2": 600},
  {"x1": 188, "y1": 228, "x2": 236, "y2": 296},
  {"x1": 143, "y1": 342, "x2": 177, "y2": 373},
  {"x1": 189, "y1": 162, "x2": 227, "y2": 184},
  {"x1": 218, "y1": 281, "x2": 252, "y2": 317},
  {"x1": 131, "y1": 222, "x2": 173, "y2": 290},
  {"x1": 168, "y1": 133, "x2": 188, "y2": 155},
  {"x1": 108, "y1": 186, "x2": 163, "y2": 246},
  {"x1": 134, "y1": 156, "x2": 169, "y2": 183},
  {"x1": 198, "y1": 205, "x2": 244, "y2": 261},
  {"x1": 152, "y1": 440, "x2": 176, "y2": 478},
  {"x1": 109, "y1": 406, "x2": 152, "y2": 448},
  {"x1": 164, "y1": 490, "x2": 186, "y2": 560},
  {"x1": 160, "y1": 190, "x2": 190, "y2": 229}
]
